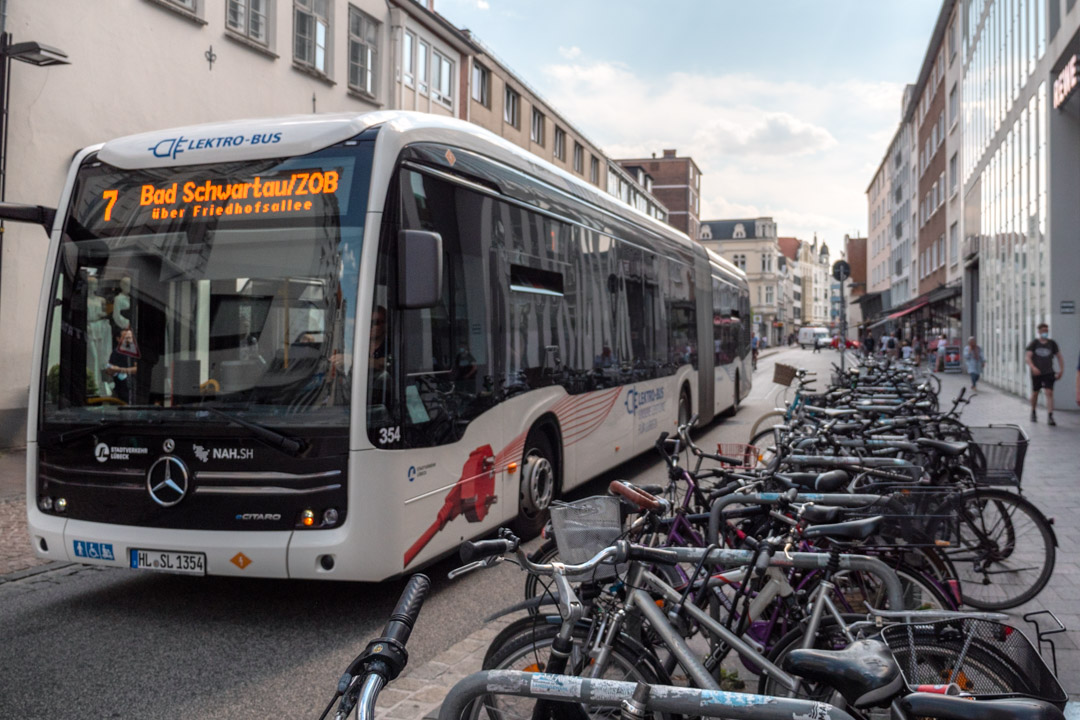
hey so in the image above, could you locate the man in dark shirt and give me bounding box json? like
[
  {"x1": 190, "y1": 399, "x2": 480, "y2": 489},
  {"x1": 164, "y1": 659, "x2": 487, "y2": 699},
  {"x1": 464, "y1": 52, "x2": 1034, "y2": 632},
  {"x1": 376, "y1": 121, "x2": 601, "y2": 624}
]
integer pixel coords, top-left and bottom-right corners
[
  {"x1": 1025, "y1": 322, "x2": 1064, "y2": 425},
  {"x1": 105, "y1": 328, "x2": 139, "y2": 405}
]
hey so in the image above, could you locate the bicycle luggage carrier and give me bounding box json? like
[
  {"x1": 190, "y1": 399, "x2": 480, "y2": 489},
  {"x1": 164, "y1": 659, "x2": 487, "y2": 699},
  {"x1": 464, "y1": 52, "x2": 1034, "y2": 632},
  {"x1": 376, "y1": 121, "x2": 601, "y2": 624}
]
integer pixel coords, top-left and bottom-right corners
[
  {"x1": 881, "y1": 617, "x2": 1067, "y2": 708},
  {"x1": 967, "y1": 424, "x2": 1029, "y2": 486}
]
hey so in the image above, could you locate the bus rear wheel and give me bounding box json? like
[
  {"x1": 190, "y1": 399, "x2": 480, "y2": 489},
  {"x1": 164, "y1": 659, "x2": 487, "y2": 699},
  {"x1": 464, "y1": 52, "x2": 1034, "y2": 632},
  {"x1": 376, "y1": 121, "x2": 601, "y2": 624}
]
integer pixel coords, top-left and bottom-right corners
[{"x1": 512, "y1": 429, "x2": 557, "y2": 538}]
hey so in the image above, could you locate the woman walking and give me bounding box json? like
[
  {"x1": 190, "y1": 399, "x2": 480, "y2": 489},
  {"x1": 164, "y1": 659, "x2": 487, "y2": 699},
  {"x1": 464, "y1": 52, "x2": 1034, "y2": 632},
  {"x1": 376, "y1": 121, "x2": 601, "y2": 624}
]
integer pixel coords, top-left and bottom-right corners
[{"x1": 963, "y1": 336, "x2": 985, "y2": 391}]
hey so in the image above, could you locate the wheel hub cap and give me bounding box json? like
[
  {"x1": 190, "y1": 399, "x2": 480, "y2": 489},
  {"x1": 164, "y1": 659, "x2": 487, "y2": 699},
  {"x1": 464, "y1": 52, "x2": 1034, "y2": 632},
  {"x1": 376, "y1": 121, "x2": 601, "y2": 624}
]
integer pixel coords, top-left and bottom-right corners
[{"x1": 520, "y1": 454, "x2": 554, "y2": 514}]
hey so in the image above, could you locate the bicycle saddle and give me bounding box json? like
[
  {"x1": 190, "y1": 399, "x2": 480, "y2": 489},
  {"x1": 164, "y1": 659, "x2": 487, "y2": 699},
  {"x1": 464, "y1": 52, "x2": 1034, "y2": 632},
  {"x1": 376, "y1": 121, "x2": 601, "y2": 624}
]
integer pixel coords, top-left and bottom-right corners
[
  {"x1": 782, "y1": 638, "x2": 902, "y2": 708},
  {"x1": 775, "y1": 470, "x2": 850, "y2": 492},
  {"x1": 800, "y1": 504, "x2": 843, "y2": 524},
  {"x1": 899, "y1": 693, "x2": 1065, "y2": 720},
  {"x1": 801, "y1": 515, "x2": 882, "y2": 541},
  {"x1": 915, "y1": 438, "x2": 970, "y2": 456}
]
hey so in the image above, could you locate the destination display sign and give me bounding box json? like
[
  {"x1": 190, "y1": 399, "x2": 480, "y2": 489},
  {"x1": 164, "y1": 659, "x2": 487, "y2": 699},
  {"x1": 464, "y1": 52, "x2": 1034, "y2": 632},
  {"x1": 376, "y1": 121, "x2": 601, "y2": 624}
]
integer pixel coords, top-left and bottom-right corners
[{"x1": 99, "y1": 168, "x2": 343, "y2": 226}]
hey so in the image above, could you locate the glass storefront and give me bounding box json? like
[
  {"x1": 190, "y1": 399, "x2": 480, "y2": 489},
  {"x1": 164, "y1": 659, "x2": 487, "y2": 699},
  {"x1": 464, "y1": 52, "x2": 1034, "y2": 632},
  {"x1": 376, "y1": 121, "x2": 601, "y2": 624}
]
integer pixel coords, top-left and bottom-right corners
[{"x1": 963, "y1": 0, "x2": 1050, "y2": 395}]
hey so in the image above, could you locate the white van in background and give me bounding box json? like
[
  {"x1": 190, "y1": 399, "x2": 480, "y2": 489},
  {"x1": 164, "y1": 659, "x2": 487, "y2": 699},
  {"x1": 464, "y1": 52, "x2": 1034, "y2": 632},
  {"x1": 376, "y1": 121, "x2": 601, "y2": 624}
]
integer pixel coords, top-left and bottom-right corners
[{"x1": 798, "y1": 326, "x2": 830, "y2": 349}]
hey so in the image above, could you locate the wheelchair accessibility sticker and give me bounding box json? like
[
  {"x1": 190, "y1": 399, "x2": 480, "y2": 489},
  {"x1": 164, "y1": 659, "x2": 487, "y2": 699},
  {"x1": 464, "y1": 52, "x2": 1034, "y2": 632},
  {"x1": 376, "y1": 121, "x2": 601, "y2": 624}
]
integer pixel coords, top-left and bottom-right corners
[{"x1": 73, "y1": 540, "x2": 115, "y2": 561}]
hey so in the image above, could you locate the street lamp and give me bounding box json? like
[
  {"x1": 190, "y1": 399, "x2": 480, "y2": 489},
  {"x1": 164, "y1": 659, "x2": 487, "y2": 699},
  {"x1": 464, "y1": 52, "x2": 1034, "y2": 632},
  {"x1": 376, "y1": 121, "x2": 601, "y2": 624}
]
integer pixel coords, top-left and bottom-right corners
[{"x1": 0, "y1": 32, "x2": 69, "y2": 312}]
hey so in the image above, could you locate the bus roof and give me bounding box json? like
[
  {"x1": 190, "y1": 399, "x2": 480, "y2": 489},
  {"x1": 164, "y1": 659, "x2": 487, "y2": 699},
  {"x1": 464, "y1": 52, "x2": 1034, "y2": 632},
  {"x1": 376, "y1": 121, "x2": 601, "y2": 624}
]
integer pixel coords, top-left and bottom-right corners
[{"x1": 92, "y1": 111, "x2": 738, "y2": 274}]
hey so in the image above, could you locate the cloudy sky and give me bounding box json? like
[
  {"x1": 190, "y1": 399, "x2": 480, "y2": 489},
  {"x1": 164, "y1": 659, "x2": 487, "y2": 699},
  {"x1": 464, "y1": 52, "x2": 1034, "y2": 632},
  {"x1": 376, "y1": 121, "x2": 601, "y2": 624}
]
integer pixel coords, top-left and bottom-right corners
[{"x1": 437, "y1": 0, "x2": 943, "y2": 251}]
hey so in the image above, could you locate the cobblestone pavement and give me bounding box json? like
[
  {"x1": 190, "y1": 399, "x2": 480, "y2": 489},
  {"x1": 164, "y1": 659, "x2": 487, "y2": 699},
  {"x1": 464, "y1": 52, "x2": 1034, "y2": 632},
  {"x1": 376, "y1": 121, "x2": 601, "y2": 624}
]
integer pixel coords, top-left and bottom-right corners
[
  {"x1": 371, "y1": 363, "x2": 1080, "y2": 720},
  {"x1": 0, "y1": 449, "x2": 52, "y2": 577}
]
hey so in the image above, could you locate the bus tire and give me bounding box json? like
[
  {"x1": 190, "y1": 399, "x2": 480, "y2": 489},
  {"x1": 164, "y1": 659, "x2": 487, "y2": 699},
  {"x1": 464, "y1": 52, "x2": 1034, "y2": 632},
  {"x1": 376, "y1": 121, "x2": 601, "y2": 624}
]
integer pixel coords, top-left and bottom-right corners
[
  {"x1": 511, "y1": 427, "x2": 558, "y2": 538},
  {"x1": 678, "y1": 385, "x2": 692, "y2": 427}
]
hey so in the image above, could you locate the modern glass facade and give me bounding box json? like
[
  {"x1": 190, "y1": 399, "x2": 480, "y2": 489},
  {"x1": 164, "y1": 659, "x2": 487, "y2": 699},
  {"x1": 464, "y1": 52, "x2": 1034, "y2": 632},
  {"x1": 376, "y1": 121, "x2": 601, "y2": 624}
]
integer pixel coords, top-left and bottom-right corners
[{"x1": 962, "y1": 0, "x2": 1051, "y2": 395}]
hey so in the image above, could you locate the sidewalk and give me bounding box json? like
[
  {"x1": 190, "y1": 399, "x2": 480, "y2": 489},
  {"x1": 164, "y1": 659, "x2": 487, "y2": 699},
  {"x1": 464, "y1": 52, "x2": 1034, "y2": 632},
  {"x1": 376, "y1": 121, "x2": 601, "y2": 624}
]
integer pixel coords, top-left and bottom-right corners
[
  {"x1": 0, "y1": 449, "x2": 50, "y2": 577},
  {"x1": 374, "y1": 371, "x2": 1078, "y2": 719}
]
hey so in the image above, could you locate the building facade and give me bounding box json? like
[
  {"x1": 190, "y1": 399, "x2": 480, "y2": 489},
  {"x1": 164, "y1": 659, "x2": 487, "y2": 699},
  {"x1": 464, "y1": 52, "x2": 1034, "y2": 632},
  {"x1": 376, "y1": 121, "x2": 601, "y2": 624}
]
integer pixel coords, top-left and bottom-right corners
[
  {"x1": 607, "y1": 162, "x2": 669, "y2": 222},
  {"x1": 961, "y1": 0, "x2": 1078, "y2": 407},
  {"x1": 616, "y1": 150, "x2": 702, "y2": 239},
  {"x1": 699, "y1": 218, "x2": 783, "y2": 344}
]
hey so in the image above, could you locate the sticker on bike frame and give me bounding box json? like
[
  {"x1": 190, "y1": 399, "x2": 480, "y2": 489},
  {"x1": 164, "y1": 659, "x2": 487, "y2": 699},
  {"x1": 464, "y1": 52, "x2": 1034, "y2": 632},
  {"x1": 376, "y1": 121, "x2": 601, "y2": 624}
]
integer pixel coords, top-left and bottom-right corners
[
  {"x1": 529, "y1": 674, "x2": 582, "y2": 697},
  {"x1": 485, "y1": 670, "x2": 525, "y2": 694},
  {"x1": 698, "y1": 690, "x2": 777, "y2": 708},
  {"x1": 588, "y1": 679, "x2": 633, "y2": 703}
]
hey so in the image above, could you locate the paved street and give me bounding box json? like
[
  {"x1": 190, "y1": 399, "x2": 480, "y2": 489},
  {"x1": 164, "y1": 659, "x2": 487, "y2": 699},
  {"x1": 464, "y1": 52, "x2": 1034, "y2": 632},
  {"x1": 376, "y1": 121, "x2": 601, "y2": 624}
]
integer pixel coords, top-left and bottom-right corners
[{"x1": 0, "y1": 347, "x2": 1076, "y2": 717}]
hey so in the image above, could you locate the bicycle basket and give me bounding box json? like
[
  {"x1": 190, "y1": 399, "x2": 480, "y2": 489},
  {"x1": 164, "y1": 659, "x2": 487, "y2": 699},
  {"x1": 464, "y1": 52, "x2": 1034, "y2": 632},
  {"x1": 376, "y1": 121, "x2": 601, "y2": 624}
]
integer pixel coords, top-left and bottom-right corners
[
  {"x1": 880, "y1": 618, "x2": 1067, "y2": 708},
  {"x1": 716, "y1": 443, "x2": 761, "y2": 469},
  {"x1": 967, "y1": 424, "x2": 1029, "y2": 486},
  {"x1": 773, "y1": 363, "x2": 798, "y2": 386},
  {"x1": 549, "y1": 495, "x2": 623, "y2": 579}
]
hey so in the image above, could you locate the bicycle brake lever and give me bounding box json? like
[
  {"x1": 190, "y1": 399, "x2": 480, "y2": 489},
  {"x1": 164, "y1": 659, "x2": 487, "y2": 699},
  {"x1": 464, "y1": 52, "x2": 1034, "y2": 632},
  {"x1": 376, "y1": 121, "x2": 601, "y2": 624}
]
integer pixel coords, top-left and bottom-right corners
[{"x1": 447, "y1": 555, "x2": 500, "y2": 580}]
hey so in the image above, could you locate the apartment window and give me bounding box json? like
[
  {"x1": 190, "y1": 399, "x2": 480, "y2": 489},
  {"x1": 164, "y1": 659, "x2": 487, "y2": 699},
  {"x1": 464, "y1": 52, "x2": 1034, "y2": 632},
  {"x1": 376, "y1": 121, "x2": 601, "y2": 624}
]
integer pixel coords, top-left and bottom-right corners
[
  {"x1": 948, "y1": 20, "x2": 956, "y2": 62},
  {"x1": 294, "y1": 0, "x2": 329, "y2": 75},
  {"x1": 403, "y1": 31, "x2": 415, "y2": 87},
  {"x1": 949, "y1": 222, "x2": 959, "y2": 263},
  {"x1": 949, "y1": 84, "x2": 958, "y2": 126},
  {"x1": 733, "y1": 254, "x2": 746, "y2": 271},
  {"x1": 949, "y1": 153, "x2": 958, "y2": 195},
  {"x1": 552, "y1": 127, "x2": 566, "y2": 160},
  {"x1": 471, "y1": 62, "x2": 490, "y2": 107},
  {"x1": 432, "y1": 50, "x2": 453, "y2": 106},
  {"x1": 939, "y1": 171, "x2": 945, "y2": 206},
  {"x1": 504, "y1": 86, "x2": 519, "y2": 127},
  {"x1": 417, "y1": 40, "x2": 429, "y2": 94},
  {"x1": 530, "y1": 108, "x2": 545, "y2": 145},
  {"x1": 573, "y1": 142, "x2": 583, "y2": 173},
  {"x1": 590, "y1": 156, "x2": 599, "y2": 184},
  {"x1": 348, "y1": 6, "x2": 378, "y2": 97},
  {"x1": 766, "y1": 285, "x2": 774, "y2": 304},
  {"x1": 227, "y1": 0, "x2": 269, "y2": 45}
]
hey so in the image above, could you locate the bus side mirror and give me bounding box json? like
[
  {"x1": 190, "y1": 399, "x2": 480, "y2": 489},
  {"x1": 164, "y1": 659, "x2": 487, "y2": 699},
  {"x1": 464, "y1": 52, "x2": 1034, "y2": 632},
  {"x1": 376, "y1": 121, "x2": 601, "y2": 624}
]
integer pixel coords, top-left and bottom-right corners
[
  {"x1": 397, "y1": 230, "x2": 443, "y2": 309},
  {"x1": 0, "y1": 202, "x2": 56, "y2": 236}
]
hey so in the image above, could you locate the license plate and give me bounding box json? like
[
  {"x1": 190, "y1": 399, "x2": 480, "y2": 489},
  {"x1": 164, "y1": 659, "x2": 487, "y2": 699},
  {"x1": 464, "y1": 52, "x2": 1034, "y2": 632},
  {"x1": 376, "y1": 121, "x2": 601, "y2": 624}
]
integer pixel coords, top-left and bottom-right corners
[{"x1": 129, "y1": 549, "x2": 206, "y2": 575}]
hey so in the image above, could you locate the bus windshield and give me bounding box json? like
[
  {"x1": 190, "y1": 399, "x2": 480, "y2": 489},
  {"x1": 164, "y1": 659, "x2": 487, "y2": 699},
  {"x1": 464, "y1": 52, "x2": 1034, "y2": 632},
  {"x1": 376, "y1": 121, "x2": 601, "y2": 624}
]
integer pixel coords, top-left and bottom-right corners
[{"x1": 41, "y1": 141, "x2": 373, "y2": 428}]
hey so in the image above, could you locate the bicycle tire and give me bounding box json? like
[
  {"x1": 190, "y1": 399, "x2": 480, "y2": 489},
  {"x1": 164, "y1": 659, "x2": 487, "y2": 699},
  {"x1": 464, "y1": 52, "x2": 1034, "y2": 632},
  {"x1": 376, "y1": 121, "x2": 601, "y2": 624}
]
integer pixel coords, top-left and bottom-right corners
[
  {"x1": 469, "y1": 621, "x2": 672, "y2": 720},
  {"x1": 747, "y1": 410, "x2": 786, "y2": 445},
  {"x1": 748, "y1": 427, "x2": 781, "y2": 469},
  {"x1": 832, "y1": 561, "x2": 957, "y2": 613},
  {"x1": 927, "y1": 488, "x2": 1055, "y2": 610}
]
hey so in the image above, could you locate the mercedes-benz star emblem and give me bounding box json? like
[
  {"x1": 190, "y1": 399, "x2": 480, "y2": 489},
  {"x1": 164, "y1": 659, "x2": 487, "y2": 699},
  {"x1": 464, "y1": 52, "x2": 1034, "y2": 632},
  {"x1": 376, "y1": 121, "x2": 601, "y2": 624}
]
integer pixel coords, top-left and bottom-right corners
[
  {"x1": 163, "y1": 438, "x2": 175, "y2": 453},
  {"x1": 146, "y1": 456, "x2": 190, "y2": 507}
]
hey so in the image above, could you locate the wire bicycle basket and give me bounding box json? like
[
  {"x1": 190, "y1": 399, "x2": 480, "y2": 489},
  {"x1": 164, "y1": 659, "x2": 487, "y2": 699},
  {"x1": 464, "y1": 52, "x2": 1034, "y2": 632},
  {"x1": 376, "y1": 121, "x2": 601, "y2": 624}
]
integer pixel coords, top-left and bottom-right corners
[
  {"x1": 881, "y1": 617, "x2": 1067, "y2": 708},
  {"x1": 966, "y1": 424, "x2": 1029, "y2": 486},
  {"x1": 773, "y1": 362, "x2": 798, "y2": 386},
  {"x1": 716, "y1": 443, "x2": 761, "y2": 469},
  {"x1": 549, "y1": 495, "x2": 623, "y2": 579}
]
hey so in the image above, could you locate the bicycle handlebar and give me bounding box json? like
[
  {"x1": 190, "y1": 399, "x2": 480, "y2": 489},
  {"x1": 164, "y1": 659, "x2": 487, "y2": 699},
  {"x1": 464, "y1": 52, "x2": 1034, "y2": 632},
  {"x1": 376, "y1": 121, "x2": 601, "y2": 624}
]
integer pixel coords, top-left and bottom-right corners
[{"x1": 609, "y1": 480, "x2": 661, "y2": 510}]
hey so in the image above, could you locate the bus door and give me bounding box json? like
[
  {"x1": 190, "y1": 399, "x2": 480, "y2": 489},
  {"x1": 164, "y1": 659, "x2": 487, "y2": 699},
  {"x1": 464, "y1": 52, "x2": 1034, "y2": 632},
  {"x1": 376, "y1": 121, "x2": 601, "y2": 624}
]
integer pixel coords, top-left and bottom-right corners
[{"x1": 371, "y1": 166, "x2": 503, "y2": 568}]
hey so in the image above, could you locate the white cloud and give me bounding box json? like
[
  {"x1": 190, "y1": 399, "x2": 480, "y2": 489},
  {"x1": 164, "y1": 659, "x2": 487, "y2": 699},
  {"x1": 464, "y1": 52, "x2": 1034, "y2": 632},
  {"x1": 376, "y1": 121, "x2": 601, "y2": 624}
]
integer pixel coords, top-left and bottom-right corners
[
  {"x1": 558, "y1": 46, "x2": 582, "y2": 60},
  {"x1": 476, "y1": 0, "x2": 490, "y2": 9},
  {"x1": 538, "y1": 59, "x2": 904, "y2": 248}
]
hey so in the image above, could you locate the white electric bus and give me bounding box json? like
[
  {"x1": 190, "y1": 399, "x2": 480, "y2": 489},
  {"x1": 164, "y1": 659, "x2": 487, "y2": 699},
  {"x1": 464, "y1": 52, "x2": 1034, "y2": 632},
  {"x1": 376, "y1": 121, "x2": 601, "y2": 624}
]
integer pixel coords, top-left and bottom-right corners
[{"x1": 13, "y1": 111, "x2": 750, "y2": 581}]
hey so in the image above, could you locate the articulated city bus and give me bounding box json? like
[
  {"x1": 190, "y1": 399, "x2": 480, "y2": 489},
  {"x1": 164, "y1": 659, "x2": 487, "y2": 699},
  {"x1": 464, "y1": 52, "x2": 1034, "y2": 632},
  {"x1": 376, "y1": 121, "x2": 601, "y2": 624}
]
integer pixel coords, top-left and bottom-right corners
[{"x1": 18, "y1": 111, "x2": 750, "y2": 581}]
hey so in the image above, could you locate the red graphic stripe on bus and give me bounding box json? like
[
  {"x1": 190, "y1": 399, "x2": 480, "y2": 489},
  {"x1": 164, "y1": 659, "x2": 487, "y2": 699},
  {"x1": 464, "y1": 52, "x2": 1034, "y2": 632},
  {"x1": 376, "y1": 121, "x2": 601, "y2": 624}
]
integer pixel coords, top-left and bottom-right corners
[
  {"x1": 404, "y1": 388, "x2": 623, "y2": 568},
  {"x1": 404, "y1": 445, "x2": 497, "y2": 568}
]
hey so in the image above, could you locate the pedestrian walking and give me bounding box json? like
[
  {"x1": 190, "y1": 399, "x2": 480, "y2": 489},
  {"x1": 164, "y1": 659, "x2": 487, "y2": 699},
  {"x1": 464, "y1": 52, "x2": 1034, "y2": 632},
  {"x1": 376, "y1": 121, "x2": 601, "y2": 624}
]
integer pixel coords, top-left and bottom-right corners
[
  {"x1": 934, "y1": 334, "x2": 947, "y2": 373},
  {"x1": 963, "y1": 336, "x2": 985, "y2": 391},
  {"x1": 901, "y1": 341, "x2": 913, "y2": 361},
  {"x1": 913, "y1": 337, "x2": 923, "y2": 365},
  {"x1": 1025, "y1": 322, "x2": 1064, "y2": 425},
  {"x1": 813, "y1": 336, "x2": 821, "y2": 353},
  {"x1": 885, "y1": 333, "x2": 898, "y2": 359}
]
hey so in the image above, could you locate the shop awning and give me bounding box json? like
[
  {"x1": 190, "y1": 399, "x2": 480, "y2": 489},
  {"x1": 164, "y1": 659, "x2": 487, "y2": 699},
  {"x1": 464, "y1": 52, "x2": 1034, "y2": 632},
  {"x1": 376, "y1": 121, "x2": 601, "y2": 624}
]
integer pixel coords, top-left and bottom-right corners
[{"x1": 887, "y1": 300, "x2": 929, "y2": 320}]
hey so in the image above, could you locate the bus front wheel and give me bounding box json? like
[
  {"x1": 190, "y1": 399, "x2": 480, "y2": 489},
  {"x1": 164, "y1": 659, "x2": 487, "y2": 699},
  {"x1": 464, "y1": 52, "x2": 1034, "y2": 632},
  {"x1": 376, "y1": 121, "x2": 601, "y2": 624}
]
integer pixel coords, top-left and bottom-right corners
[{"x1": 512, "y1": 429, "x2": 557, "y2": 538}]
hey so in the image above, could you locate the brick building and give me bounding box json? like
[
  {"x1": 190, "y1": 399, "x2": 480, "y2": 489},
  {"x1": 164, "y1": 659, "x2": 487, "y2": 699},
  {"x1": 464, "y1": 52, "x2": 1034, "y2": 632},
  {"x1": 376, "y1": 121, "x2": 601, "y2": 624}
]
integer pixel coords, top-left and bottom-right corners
[{"x1": 615, "y1": 150, "x2": 702, "y2": 238}]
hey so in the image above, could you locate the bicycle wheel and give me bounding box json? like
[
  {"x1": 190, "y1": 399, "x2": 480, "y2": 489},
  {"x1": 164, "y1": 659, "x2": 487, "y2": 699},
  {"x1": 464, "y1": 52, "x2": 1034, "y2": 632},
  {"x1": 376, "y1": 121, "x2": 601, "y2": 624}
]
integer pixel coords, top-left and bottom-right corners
[
  {"x1": 747, "y1": 410, "x2": 785, "y2": 445},
  {"x1": 748, "y1": 427, "x2": 781, "y2": 469},
  {"x1": 468, "y1": 621, "x2": 671, "y2": 720},
  {"x1": 831, "y1": 561, "x2": 957, "y2": 613},
  {"x1": 927, "y1": 488, "x2": 1055, "y2": 610}
]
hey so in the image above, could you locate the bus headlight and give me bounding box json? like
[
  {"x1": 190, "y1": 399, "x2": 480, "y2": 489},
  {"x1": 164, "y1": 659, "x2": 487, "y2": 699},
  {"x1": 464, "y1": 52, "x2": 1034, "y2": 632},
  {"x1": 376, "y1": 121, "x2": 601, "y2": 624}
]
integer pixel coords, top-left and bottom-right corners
[
  {"x1": 301, "y1": 509, "x2": 315, "y2": 527},
  {"x1": 322, "y1": 508, "x2": 339, "y2": 526},
  {"x1": 39, "y1": 496, "x2": 53, "y2": 511},
  {"x1": 55, "y1": 498, "x2": 67, "y2": 512}
]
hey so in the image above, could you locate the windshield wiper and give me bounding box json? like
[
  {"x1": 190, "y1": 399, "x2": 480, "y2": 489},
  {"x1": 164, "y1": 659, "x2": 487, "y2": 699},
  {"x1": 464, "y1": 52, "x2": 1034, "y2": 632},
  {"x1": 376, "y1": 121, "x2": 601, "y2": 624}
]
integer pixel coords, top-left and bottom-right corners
[
  {"x1": 199, "y1": 406, "x2": 306, "y2": 457},
  {"x1": 55, "y1": 420, "x2": 129, "y2": 447}
]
